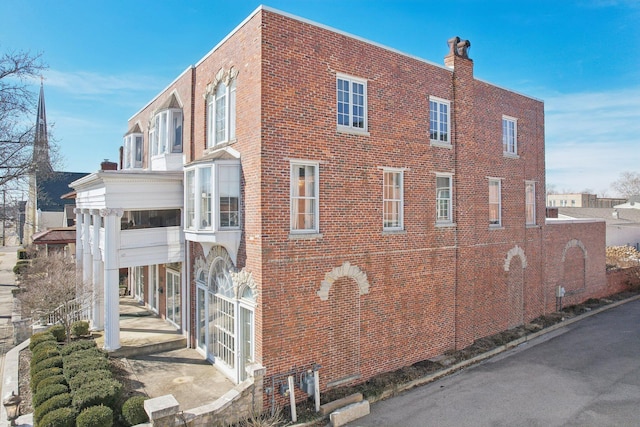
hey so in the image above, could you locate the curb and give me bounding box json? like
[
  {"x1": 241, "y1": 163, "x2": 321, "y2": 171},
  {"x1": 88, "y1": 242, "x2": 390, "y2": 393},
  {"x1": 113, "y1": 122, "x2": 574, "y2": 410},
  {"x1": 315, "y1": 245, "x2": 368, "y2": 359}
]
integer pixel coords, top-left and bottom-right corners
[{"x1": 292, "y1": 293, "x2": 640, "y2": 426}]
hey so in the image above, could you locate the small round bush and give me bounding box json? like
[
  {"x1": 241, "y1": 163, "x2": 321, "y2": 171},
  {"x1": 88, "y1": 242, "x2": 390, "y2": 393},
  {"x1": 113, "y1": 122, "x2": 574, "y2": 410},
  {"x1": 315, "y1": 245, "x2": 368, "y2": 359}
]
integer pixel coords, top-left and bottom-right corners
[
  {"x1": 36, "y1": 406, "x2": 76, "y2": 427},
  {"x1": 49, "y1": 324, "x2": 66, "y2": 342},
  {"x1": 34, "y1": 392, "x2": 72, "y2": 424},
  {"x1": 68, "y1": 369, "x2": 113, "y2": 392},
  {"x1": 71, "y1": 320, "x2": 90, "y2": 337},
  {"x1": 63, "y1": 356, "x2": 110, "y2": 380},
  {"x1": 29, "y1": 332, "x2": 56, "y2": 350},
  {"x1": 59, "y1": 339, "x2": 97, "y2": 356},
  {"x1": 13, "y1": 260, "x2": 30, "y2": 275},
  {"x1": 122, "y1": 395, "x2": 149, "y2": 426},
  {"x1": 31, "y1": 355, "x2": 63, "y2": 376},
  {"x1": 36, "y1": 374, "x2": 67, "y2": 392},
  {"x1": 76, "y1": 405, "x2": 114, "y2": 427},
  {"x1": 31, "y1": 346, "x2": 61, "y2": 365},
  {"x1": 31, "y1": 367, "x2": 63, "y2": 393},
  {"x1": 33, "y1": 383, "x2": 69, "y2": 407},
  {"x1": 72, "y1": 379, "x2": 123, "y2": 411}
]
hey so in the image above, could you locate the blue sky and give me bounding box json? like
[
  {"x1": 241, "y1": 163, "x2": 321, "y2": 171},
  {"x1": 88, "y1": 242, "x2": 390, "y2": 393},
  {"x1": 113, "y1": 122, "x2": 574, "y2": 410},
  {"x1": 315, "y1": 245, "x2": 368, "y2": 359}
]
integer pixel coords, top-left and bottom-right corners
[{"x1": 1, "y1": 0, "x2": 638, "y2": 196}]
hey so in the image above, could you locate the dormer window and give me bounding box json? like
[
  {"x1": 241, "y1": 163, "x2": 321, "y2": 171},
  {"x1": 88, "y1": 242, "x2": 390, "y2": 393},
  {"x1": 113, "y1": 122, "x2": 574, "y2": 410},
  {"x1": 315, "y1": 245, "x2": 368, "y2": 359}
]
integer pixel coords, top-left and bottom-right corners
[
  {"x1": 123, "y1": 124, "x2": 143, "y2": 169},
  {"x1": 151, "y1": 108, "x2": 183, "y2": 157},
  {"x1": 206, "y1": 68, "x2": 237, "y2": 149}
]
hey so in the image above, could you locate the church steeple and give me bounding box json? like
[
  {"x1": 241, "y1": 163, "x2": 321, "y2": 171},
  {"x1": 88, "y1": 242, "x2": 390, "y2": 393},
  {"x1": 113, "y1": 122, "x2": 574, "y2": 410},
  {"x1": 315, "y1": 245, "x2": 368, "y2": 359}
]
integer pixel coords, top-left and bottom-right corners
[{"x1": 33, "y1": 79, "x2": 52, "y2": 173}]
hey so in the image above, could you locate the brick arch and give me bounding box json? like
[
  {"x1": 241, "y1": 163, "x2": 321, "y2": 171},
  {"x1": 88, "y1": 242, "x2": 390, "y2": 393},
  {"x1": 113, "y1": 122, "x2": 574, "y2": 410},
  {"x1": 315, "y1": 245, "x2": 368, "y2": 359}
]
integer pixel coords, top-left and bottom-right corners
[
  {"x1": 562, "y1": 239, "x2": 587, "y2": 262},
  {"x1": 317, "y1": 261, "x2": 369, "y2": 301},
  {"x1": 504, "y1": 245, "x2": 527, "y2": 272}
]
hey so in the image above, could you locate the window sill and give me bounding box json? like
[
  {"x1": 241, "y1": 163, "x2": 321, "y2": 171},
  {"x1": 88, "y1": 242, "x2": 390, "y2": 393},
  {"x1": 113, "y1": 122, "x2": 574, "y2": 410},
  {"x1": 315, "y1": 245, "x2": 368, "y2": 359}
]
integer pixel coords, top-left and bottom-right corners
[
  {"x1": 382, "y1": 229, "x2": 406, "y2": 235},
  {"x1": 489, "y1": 225, "x2": 504, "y2": 230},
  {"x1": 289, "y1": 232, "x2": 323, "y2": 240},
  {"x1": 526, "y1": 224, "x2": 540, "y2": 229},
  {"x1": 503, "y1": 152, "x2": 519, "y2": 159},
  {"x1": 204, "y1": 139, "x2": 237, "y2": 153},
  {"x1": 435, "y1": 222, "x2": 456, "y2": 228},
  {"x1": 337, "y1": 126, "x2": 370, "y2": 137},
  {"x1": 430, "y1": 141, "x2": 452, "y2": 149}
]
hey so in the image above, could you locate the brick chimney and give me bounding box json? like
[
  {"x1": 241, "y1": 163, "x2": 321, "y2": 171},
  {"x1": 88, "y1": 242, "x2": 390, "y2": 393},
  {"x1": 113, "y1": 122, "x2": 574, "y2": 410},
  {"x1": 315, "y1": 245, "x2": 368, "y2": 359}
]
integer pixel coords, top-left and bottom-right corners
[{"x1": 101, "y1": 159, "x2": 118, "y2": 171}]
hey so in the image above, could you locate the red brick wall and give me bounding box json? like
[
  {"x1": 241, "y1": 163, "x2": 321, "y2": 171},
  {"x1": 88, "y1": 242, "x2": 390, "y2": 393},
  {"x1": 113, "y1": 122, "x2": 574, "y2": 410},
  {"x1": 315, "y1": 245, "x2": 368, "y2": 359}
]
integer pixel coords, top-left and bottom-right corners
[
  {"x1": 606, "y1": 266, "x2": 640, "y2": 295},
  {"x1": 130, "y1": 7, "x2": 613, "y2": 404},
  {"x1": 544, "y1": 220, "x2": 607, "y2": 310}
]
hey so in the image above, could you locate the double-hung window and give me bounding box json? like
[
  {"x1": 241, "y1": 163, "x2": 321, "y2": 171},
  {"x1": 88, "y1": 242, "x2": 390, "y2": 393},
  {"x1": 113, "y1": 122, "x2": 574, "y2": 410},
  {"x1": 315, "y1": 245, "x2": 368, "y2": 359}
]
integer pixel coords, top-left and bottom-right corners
[
  {"x1": 207, "y1": 79, "x2": 236, "y2": 148},
  {"x1": 430, "y1": 97, "x2": 451, "y2": 145},
  {"x1": 383, "y1": 169, "x2": 403, "y2": 230},
  {"x1": 436, "y1": 174, "x2": 452, "y2": 223},
  {"x1": 337, "y1": 75, "x2": 367, "y2": 131},
  {"x1": 290, "y1": 162, "x2": 319, "y2": 233},
  {"x1": 502, "y1": 116, "x2": 517, "y2": 155},
  {"x1": 489, "y1": 178, "x2": 502, "y2": 227},
  {"x1": 525, "y1": 181, "x2": 536, "y2": 225}
]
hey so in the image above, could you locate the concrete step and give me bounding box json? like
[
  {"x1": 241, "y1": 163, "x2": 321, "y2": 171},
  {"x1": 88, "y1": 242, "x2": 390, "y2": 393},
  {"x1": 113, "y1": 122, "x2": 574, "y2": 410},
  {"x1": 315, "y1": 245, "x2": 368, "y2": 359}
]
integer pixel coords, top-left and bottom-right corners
[{"x1": 109, "y1": 336, "x2": 187, "y2": 358}]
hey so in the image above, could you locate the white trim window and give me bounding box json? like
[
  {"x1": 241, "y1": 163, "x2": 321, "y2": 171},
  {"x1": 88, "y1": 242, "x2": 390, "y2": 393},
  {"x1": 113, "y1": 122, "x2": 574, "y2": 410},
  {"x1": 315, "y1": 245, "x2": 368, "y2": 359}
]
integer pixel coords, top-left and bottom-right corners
[
  {"x1": 430, "y1": 97, "x2": 451, "y2": 144},
  {"x1": 290, "y1": 161, "x2": 319, "y2": 233},
  {"x1": 151, "y1": 109, "x2": 183, "y2": 156},
  {"x1": 123, "y1": 133, "x2": 143, "y2": 169},
  {"x1": 185, "y1": 162, "x2": 241, "y2": 232},
  {"x1": 525, "y1": 181, "x2": 536, "y2": 225},
  {"x1": 186, "y1": 170, "x2": 195, "y2": 229},
  {"x1": 502, "y1": 116, "x2": 517, "y2": 155},
  {"x1": 383, "y1": 169, "x2": 403, "y2": 230},
  {"x1": 436, "y1": 174, "x2": 452, "y2": 223},
  {"x1": 489, "y1": 178, "x2": 502, "y2": 226},
  {"x1": 207, "y1": 79, "x2": 236, "y2": 148},
  {"x1": 166, "y1": 269, "x2": 181, "y2": 327},
  {"x1": 337, "y1": 75, "x2": 367, "y2": 131}
]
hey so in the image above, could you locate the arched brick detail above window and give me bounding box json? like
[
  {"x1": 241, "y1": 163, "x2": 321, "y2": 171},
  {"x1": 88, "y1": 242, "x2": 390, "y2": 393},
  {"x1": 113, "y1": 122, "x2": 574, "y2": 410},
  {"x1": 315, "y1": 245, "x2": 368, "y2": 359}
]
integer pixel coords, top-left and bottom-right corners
[
  {"x1": 562, "y1": 239, "x2": 587, "y2": 262},
  {"x1": 504, "y1": 245, "x2": 528, "y2": 272},
  {"x1": 317, "y1": 261, "x2": 370, "y2": 301}
]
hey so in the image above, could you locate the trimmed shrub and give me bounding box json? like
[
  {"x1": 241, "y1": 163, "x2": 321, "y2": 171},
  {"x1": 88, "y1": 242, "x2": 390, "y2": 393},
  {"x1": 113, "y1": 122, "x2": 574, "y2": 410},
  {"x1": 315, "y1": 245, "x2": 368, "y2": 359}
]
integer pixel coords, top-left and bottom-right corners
[
  {"x1": 36, "y1": 406, "x2": 76, "y2": 427},
  {"x1": 36, "y1": 374, "x2": 67, "y2": 392},
  {"x1": 17, "y1": 248, "x2": 28, "y2": 260},
  {"x1": 49, "y1": 324, "x2": 66, "y2": 342},
  {"x1": 29, "y1": 332, "x2": 56, "y2": 351},
  {"x1": 76, "y1": 405, "x2": 114, "y2": 427},
  {"x1": 30, "y1": 339, "x2": 58, "y2": 355},
  {"x1": 71, "y1": 320, "x2": 90, "y2": 337},
  {"x1": 72, "y1": 379, "x2": 123, "y2": 411},
  {"x1": 63, "y1": 347, "x2": 106, "y2": 364},
  {"x1": 33, "y1": 383, "x2": 69, "y2": 407},
  {"x1": 59, "y1": 339, "x2": 97, "y2": 356},
  {"x1": 31, "y1": 367, "x2": 63, "y2": 393},
  {"x1": 34, "y1": 392, "x2": 72, "y2": 424},
  {"x1": 63, "y1": 356, "x2": 110, "y2": 380},
  {"x1": 68, "y1": 369, "x2": 113, "y2": 392},
  {"x1": 122, "y1": 395, "x2": 149, "y2": 426},
  {"x1": 13, "y1": 259, "x2": 30, "y2": 275},
  {"x1": 31, "y1": 346, "x2": 61, "y2": 365},
  {"x1": 31, "y1": 355, "x2": 63, "y2": 376}
]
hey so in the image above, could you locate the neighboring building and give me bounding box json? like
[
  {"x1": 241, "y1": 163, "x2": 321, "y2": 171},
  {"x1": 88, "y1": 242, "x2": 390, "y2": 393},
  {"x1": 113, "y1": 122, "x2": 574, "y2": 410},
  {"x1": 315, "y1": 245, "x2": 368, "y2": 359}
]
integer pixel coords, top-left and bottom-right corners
[
  {"x1": 559, "y1": 207, "x2": 640, "y2": 249},
  {"x1": 72, "y1": 6, "x2": 608, "y2": 412},
  {"x1": 547, "y1": 193, "x2": 626, "y2": 208},
  {"x1": 613, "y1": 196, "x2": 640, "y2": 209},
  {"x1": 23, "y1": 83, "x2": 87, "y2": 244}
]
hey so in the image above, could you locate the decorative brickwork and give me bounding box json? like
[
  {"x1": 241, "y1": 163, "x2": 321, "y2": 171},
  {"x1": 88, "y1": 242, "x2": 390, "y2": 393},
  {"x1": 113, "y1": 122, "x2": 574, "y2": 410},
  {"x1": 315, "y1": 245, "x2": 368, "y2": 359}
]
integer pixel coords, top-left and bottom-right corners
[
  {"x1": 504, "y1": 245, "x2": 527, "y2": 271},
  {"x1": 317, "y1": 261, "x2": 370, "y2": 301}
]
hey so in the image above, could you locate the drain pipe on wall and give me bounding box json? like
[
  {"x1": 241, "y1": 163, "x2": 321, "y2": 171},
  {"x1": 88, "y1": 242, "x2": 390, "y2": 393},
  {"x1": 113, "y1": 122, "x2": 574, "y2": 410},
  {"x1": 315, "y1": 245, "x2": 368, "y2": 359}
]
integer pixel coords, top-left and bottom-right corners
[{"x1": 288, "y1": 375, "x2": 297, "y2": 422}]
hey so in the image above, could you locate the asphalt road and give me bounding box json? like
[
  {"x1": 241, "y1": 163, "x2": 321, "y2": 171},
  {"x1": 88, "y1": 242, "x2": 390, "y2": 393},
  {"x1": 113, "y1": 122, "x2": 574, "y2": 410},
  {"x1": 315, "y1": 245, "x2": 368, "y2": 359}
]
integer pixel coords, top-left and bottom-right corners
[{"x1": 348, "y1": 299, "x2": 640, "y2": 427}]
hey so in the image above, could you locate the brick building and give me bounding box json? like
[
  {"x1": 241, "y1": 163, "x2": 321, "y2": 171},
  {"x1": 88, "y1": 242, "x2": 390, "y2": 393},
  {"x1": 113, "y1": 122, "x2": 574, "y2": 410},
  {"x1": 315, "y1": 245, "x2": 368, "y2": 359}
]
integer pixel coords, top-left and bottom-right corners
[{"x1": 72, "y1": 6, "x2": 606, "y2": 410}]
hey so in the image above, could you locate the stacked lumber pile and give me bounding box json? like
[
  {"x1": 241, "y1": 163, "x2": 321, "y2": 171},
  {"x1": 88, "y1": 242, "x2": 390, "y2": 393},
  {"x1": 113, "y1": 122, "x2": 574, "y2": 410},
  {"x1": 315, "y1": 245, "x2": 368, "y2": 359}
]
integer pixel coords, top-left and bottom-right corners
[{"x1": 606, "y1": 245, "x2": 640, "y2": 268}]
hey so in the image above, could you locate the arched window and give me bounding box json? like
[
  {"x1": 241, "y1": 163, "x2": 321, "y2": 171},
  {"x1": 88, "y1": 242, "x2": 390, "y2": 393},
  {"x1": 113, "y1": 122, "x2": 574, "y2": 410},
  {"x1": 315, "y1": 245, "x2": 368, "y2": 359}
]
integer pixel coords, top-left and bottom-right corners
[{"x1": 206, "y1": 78, "x2": 236, "y2": 148}]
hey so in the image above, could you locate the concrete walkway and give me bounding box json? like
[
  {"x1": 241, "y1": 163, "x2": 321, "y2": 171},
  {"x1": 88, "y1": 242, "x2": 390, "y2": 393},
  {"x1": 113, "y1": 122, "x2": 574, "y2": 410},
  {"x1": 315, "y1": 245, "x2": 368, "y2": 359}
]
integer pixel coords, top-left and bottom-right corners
[{"x1": 0, "y1": 244, "x2": 19, "y2": 426}]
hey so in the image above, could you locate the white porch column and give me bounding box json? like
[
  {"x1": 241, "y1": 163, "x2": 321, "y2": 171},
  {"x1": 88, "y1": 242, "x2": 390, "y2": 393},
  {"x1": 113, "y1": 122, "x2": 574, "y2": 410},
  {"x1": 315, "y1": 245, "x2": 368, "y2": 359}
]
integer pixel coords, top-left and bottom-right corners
[
  {"x1": 101, "y1": 208, "x2": 123, "y2": 351},
  {"x1": 91, "y1": 210, "x2": 104, "y2": 330},
  {"x1": 82, "y1": 210, "x2": 92, "y2": 288},
  {"x1": 74, "y1": 208, "x2": 83, "y2": 262}
]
